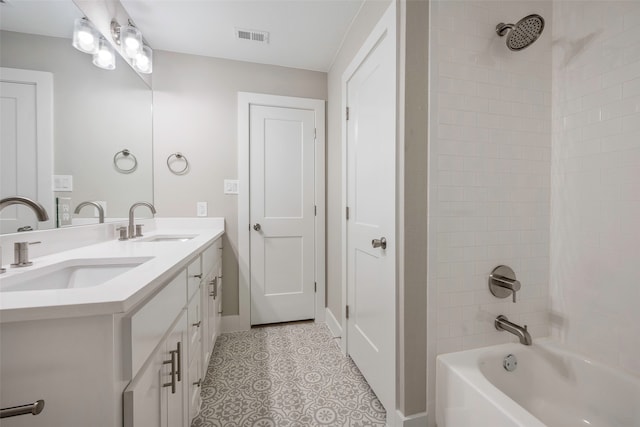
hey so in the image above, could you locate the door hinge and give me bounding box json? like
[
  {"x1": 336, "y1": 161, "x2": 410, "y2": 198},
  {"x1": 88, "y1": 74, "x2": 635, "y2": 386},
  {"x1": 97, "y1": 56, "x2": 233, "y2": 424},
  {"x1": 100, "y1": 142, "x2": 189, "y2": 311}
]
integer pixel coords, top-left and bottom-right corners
[
  {"x1": 345, "y1": 305, "x2": 350, "y2": 319},
  {"x1": 314, "y1": 205, "x2": 317, "y2": 216},
  {"x1": 314, "y1": 282, "x2": 317, "y2": 293},
  {"x1": 346, "y1": 107, "x2": 350, "y2": 121},
  {"x1": 346, "y1": 206, "x2": 350, "y2": 220}
]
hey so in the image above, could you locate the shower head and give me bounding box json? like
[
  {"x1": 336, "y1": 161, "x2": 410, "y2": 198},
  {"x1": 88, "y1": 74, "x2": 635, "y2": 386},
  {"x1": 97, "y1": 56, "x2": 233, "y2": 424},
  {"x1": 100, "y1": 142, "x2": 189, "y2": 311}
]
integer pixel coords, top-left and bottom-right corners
[{"x1": 496, "y1": 14, "x2": 545, "y2": 51}]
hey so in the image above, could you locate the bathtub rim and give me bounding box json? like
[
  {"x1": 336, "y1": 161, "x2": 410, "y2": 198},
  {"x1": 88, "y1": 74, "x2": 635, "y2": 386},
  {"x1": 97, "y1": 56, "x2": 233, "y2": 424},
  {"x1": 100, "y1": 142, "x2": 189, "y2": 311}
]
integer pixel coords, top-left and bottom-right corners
[{"x1": 435, "y1": 338, "x2": 640, "y2": 427}]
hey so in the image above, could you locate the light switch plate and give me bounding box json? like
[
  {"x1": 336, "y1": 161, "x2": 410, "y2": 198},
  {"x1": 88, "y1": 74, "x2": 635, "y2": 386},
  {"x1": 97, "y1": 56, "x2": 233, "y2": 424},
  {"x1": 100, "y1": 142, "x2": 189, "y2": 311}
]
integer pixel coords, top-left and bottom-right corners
[
  {"x1": 197, "y1": 201, "x2": 208, "y2": 217},
  {"x1": 53, "y1": 175, "x2": 73, "y2": 192},
  {"x1": 224, "y1": 179, "x2": 239, "y2": 195}
]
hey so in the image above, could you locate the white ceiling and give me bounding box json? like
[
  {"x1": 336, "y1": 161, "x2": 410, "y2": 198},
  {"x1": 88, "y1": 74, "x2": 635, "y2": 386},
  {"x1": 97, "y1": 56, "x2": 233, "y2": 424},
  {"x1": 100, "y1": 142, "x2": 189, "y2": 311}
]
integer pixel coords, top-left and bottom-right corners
[{"x1": 120, "y1": 0, "x2": 365, "y2": 72}]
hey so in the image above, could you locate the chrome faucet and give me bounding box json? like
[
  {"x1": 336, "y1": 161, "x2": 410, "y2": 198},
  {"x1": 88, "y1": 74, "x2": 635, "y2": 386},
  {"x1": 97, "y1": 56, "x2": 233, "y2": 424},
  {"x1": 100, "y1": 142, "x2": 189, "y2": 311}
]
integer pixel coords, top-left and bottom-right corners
[
  {"x1": 495, "y1": 315, "x2": 532, "y2": 345},
  {"x1": 128, "y1": 202, "x2": 156, "y2": 239},
  {"x1": 74, "y1": 201, "x2": 105, "y2": 224},
  {"x1": 0, "y1": 196, "x2": 49, "y2": 221}
]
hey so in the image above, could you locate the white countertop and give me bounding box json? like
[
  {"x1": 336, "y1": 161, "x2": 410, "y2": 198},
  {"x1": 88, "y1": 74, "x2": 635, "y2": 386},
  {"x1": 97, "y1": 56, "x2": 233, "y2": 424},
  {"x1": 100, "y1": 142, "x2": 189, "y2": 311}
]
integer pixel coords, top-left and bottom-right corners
[{"x1": 0, "y1": 218, "x2": 224, "y2": 323}]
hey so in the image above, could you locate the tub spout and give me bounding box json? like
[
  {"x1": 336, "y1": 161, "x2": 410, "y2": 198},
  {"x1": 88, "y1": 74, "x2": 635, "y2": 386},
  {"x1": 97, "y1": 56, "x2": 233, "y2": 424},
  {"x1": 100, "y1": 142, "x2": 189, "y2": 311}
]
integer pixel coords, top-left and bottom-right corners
[{"x1": 495, "y1": 315, "x2": 532, "y2": 345}]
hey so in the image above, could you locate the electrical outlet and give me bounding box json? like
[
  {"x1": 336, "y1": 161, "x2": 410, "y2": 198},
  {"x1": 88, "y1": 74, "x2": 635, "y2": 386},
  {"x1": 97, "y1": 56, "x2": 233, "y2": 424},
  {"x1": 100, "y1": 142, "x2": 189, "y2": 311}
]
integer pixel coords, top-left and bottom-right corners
[
  {"x1": 197, "y1": 201, "x2": 208, "y2": 217},
  {"x1": 56, "y1": 197, "x2": 72, "y2": 227}
]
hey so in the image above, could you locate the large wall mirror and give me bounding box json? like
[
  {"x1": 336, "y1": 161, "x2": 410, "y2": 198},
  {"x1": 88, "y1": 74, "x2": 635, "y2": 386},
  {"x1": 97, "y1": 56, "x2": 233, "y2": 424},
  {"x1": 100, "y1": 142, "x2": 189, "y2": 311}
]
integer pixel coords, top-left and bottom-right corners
[{"x1": 0, "y1": 0, "x2": 153, "y2": 234}]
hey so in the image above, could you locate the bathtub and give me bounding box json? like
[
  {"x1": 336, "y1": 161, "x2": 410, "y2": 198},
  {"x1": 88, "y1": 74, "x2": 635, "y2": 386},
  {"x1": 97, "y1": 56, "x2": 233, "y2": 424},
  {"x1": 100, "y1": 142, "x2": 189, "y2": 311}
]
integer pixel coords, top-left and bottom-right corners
[{"x1": 436, "y1": 339, "x2": 640, "y2": 427}]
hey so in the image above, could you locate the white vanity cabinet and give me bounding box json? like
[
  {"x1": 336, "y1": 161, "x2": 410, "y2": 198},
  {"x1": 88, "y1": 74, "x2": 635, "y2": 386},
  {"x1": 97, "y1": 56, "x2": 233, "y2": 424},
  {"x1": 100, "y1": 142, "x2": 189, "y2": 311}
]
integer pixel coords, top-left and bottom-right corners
[
  {"x1": 0, "y1": 222, "x2": 224, "y2": 427},
  {"x1": 124, "y1": 241, "x2": 223, "y2": 427}
]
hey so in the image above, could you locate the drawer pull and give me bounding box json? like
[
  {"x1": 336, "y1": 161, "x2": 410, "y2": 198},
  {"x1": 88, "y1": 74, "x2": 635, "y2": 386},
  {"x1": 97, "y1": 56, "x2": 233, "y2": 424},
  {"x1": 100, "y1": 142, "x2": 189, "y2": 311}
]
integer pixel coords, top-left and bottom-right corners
[
  {"x1": 162, "y1": 350, "x2": 177, "y2": 394},
  {"x1": 192, "y1": 321, "x2": 201, "y2": 328},
  {"x1": 193, "y1": 379, "x2": 202, "y2": 387},
  {"x1": 176, "y1": 342, "x2": 182, "y2": 382},
  {"x1": 191, "y1": 273, "x2": 203, "y2": 279}
]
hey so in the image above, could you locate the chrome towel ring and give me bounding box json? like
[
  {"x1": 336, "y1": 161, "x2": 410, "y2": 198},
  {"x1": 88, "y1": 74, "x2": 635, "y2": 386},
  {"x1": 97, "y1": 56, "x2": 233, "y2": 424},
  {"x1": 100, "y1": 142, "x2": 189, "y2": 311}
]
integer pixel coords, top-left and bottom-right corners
[
  {"x1": 113, "y1": 149, "x2": 138, "y2": 174},
  {"x1": 167, "y1": 152, "x2": 189, "y2": 175}
]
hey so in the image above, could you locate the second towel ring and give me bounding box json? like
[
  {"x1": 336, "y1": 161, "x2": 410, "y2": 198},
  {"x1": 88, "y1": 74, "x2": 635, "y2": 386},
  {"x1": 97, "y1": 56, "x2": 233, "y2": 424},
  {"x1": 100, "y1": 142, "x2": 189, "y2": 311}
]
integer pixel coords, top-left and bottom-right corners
[
  {"x1": 113, "y1": 149, "x2": 137, "y2": 174},
  {"x1": 167, "y1": 152, "x2": 189, "y2": 175}
]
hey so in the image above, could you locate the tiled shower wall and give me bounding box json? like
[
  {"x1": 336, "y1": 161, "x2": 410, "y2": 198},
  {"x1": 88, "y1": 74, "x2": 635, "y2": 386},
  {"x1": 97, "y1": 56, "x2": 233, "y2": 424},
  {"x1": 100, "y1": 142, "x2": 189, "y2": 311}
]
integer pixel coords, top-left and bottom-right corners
[
  {"x1": 550, "y1": 1, "x2": 640, "y2": 375},
  {"x1": 429, "y1": 0, "x2": 552, "y2": 355}
]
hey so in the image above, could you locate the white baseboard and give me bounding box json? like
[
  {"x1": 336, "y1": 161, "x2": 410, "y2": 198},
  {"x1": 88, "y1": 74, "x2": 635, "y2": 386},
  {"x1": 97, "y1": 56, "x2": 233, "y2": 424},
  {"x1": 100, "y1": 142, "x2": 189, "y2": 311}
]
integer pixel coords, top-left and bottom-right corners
[
  {"x1": 221, "y1": 315, "x2": 246, "y2": 333},
  {"x1": 394, "y1": 410, "x2": 427, "y2": 427},
  {"x1": 324, "y1": 307, "x2": 342, "y2": 338}
]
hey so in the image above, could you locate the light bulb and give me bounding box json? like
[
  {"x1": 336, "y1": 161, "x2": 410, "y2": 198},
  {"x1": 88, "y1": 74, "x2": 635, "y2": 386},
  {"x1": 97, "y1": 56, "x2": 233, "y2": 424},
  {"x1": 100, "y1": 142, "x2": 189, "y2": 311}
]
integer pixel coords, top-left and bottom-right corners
[
  {"x1": 133, "y1": 45, "x2": 153, "y2": 74},
  {"x1": 92, "y1": 38, "x2": 116, "y2": 70},
  {"x1": 72, "y1": 18, "x2": 99, "y2": 54},
  {"x1": 119, "y1": 25, "x2": 142, "y2": 59}
]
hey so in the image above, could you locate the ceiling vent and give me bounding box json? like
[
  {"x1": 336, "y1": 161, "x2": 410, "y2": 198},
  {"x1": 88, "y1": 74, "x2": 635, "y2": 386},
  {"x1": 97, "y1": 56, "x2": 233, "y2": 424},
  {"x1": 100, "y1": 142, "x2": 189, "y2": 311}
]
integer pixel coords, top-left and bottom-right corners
[{"x1": 235, "y1": 28, "x2": 270, "y2": 44}]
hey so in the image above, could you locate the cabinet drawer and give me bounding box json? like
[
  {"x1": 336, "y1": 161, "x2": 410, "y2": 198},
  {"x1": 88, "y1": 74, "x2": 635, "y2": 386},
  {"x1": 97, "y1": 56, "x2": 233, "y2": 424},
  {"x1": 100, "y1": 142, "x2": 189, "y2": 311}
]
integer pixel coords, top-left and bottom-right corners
[
  {"x1": 202, "y1": 239, "x2": 221, "y2": 277},
  {"x1": 187, "y1": 256, "x2": 202, "y2": 300},
  {"x1": 127, "y1": 271, "x2": 186, "y2": 378}
]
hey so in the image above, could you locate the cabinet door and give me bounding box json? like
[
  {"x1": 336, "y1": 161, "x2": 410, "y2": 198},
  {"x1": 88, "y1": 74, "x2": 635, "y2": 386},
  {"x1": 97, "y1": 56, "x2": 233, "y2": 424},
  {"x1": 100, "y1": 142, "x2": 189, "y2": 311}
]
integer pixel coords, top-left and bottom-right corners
[
  {"x1": 163, "y1": 310, "x2": 188, "y2": 427},
  {"x1": 206, "y1": 276, "x2": 217, "y2": 359},
  {"x1": 188, "y1": 350, "x2": 202, "y2": 422},
  {"x1": 124, "y1": 336, "x2": 170, "y2": 427}
]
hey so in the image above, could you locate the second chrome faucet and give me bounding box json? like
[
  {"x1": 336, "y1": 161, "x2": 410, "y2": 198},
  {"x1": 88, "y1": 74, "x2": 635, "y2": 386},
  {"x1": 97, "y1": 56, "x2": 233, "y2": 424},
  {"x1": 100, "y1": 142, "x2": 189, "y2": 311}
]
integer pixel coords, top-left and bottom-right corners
[{"x1": 127, "y1": 202, "x2": 156, "y2": 239}]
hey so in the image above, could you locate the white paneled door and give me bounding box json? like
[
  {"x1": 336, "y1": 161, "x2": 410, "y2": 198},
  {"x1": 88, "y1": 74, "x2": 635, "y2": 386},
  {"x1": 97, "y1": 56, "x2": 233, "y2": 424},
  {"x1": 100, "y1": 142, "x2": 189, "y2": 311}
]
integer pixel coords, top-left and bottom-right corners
[
  {"x1": 344, "y1": 4, "x2": 396, "y2": 417},
  {"x1": 249, "y1": 105, "x2": 316, "y2": 325}
]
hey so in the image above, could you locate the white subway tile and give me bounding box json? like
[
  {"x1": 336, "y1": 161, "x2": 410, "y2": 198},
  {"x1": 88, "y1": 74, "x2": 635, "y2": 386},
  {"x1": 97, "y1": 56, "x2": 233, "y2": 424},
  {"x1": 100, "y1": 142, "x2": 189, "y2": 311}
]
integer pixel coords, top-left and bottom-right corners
[
  {"x1": 622, "y1": 112, "x2": 640, "y2": 132},
  {"x1": 582, "y1": 85, "x2": 623, "y2": 111},
  {"x1": 602, "y1": 60, "x2": 640, "y2": 88},
  {"x1": 623, "y1": 77, "x2": 640, "y2": 98}
]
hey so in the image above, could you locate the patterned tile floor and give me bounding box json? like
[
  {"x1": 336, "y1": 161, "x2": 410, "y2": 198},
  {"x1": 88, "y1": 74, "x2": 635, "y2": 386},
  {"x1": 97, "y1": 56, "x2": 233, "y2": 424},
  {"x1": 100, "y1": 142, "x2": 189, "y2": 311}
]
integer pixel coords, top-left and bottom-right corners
[{"x1": 192, "y1": 322, "x2": 386, "y2": 427}]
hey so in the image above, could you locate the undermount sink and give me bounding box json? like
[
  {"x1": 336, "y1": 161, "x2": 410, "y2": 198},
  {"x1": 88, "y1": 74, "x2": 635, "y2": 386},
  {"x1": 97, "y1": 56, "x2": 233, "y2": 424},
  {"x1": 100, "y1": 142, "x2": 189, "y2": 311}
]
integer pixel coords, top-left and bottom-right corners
[
  {"x1": 137, "y1": 235, "x2": 196, "y2": 242},
  {"x1": 0, "y1": 257, "x2": 152, "y2": 293}
]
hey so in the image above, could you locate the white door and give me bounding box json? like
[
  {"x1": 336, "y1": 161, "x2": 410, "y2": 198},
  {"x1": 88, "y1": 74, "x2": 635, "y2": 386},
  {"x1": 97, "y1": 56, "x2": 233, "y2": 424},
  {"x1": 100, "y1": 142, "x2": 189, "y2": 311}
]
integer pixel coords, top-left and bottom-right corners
[
  {"x1": 345, "y1": 5, "x2": 396, "y2": 416},
  {"x1": 0, "y1": 68, "x2": 54, "y2": 233},
  {"x1": 249, "y1": 105, "x2": 316, "y2": 325}
]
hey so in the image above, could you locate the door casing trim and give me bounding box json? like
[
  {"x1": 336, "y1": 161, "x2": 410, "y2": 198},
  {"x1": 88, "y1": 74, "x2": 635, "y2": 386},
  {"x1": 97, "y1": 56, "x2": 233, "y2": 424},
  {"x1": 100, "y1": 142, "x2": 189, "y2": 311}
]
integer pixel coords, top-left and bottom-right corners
[{"x1": 237, "y1": 92, "x2": 326, "y2": 331}]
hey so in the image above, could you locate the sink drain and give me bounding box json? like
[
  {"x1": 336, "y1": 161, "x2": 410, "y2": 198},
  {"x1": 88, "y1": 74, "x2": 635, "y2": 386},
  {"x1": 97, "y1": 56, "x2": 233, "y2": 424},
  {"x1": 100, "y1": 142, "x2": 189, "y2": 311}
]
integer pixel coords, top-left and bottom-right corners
[{"x1": 503, "y1": 354, "x2": 517, "y2": 372}]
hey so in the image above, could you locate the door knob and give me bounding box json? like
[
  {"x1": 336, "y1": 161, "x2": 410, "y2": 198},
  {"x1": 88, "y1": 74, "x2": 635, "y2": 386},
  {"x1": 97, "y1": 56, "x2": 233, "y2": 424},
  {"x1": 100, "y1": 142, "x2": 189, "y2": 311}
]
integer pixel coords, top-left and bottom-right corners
[
  {"x1": 253, "y1": 223, "x2": 261, "y2": 231},
  {"x1": 371, "y1": 237, "x2": 387, "y2": 249}
]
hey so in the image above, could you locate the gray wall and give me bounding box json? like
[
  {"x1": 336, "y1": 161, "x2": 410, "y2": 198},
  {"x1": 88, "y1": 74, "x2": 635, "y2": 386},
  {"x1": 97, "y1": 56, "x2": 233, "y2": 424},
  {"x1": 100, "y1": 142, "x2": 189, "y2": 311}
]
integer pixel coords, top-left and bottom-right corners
[
  {"x1": 151, "y1": 51, "x2": 327, "y2": 315},
  {"x1": 400, "y1": 0, "x2": 428, "y2": 416}
]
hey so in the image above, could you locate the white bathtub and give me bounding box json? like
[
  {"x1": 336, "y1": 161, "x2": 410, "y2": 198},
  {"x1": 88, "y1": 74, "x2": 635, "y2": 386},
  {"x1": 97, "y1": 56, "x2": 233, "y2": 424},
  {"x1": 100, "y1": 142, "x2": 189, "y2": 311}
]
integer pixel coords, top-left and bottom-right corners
[{"x1": 436, "y1": 339, "x2": 640, "y2": 427}]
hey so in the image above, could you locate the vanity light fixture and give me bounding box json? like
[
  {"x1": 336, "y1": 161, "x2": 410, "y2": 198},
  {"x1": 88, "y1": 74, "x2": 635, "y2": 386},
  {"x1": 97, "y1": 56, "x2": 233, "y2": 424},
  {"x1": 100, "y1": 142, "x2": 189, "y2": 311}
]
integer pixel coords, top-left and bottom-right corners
[
  {"x1": 111, "y1": 18, "x2": 153, "y2": 74},
  {"x1": 72, "y1": 17, "x2": 99, "y2": 54},
  {"x1": 92, "y1": 37, "x2": 116, "y2": 70}
]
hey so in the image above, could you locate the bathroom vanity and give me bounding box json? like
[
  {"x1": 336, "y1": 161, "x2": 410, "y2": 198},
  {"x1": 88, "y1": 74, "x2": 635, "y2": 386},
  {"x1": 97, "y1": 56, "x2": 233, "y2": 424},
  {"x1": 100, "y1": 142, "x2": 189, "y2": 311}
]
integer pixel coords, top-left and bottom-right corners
[{"x1": 0, "y1": 218, "x2": 224, "y2": 427}]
